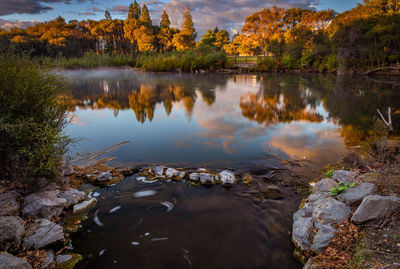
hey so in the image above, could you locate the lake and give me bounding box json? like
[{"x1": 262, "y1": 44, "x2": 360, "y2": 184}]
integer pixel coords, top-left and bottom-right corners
[{"x1": 62, "y1": 68, "x2": 400, "y2": 269}]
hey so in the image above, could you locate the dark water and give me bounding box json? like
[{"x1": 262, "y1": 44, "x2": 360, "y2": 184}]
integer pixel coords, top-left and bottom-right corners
[{"x1": 63, "y1": 69, "x2": 400, "y2": 268}]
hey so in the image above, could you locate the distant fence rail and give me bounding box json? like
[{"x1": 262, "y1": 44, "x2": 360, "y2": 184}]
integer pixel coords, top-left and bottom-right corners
[{"x1": 226, "y1": 56, "x2": 271, "y2": 64}]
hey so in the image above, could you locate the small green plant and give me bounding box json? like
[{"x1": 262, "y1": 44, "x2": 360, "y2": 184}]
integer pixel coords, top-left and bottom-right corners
[
  {"x1": 330, "y1": 182, "x2": 356, "y2": 196},
  {"x1": 325, "y1": 169, "x2": 335, "y2": 178}
]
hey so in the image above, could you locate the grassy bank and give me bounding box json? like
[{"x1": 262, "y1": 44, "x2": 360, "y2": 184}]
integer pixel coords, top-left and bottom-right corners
[{"x1": 0, "y1": 55, "x2": 71, "y2": 194}]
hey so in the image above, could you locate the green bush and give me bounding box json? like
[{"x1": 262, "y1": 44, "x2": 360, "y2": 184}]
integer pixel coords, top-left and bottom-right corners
[
  {"x1": 282, "y1": 55, "x2": 300, "y2": 69},
  {"x1": 0, "y1": 55, "x2": 71, "y2": 192},
  {"x1": 257, "y1": 57, "x2": 279, "y2": 71}
]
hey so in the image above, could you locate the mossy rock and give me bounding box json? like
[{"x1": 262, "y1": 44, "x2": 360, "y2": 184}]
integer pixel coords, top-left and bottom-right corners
[
  {"x1": 242, "y1": 174, "x2": 253, "y2": 186},
  {"x1": 57, "y1": 253, "x2": 82, "y2": 269}
]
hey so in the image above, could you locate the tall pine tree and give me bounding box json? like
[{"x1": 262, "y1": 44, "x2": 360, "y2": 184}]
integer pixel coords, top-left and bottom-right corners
[
  {"x1": 104, "y1": 10, "x2": 112, "y2": 20},
  {"x1": 141, "y1": 4, "x2": 152, "y2": 25},
  {"x1": 160, "y1": 10, "x2": 171, "y2": 28},
  {"x1": 128, "y1": 1, "x2": 141, "y2": 20},
  {"x1": 172, "y1": 5, "x2": 196, "y2": 51}
]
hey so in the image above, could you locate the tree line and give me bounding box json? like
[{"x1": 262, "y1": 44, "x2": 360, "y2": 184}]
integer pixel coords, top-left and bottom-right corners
[{"x1": 0, "y1": 0, "x2": 399, "y2": 70}]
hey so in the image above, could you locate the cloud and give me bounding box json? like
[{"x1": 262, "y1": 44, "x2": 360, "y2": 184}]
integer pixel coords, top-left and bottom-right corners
[
  {"x1": 79, "y1": 12, "x2": 95, "y2": 16},
  {"x1": 110, "y1": 5, "x2": 129, "y2": 15},
  {"x1": 0, "y1": 18, "x2": 38, "y2": 29},
  {"x1": 92, "y1": 7, "x2": 104, "y2": 13},
  {"x1": 0, "y1": 0, "x2": 92, "y2": 16},
  {"x1": 161, "y1": 0, "x2": 319, "y2": 35}
]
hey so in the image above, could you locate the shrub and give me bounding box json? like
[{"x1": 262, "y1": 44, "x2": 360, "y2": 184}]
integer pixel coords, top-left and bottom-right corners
[
  {"x1": 0, "y1": 55, "x2": 71, "y2": 192},
  {"x1": 282, "y1": 55, "x2": 300, "y2": 69},
  {"x1": 257, "y1": 57, "x2": 279, "y2": 71}
]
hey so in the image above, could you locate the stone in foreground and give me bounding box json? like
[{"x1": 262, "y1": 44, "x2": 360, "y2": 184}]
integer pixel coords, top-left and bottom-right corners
[
  {"x1": 23, "y1": 190, "x2": 67, "y2": 220},
  {"x1": 199, "y1": 173, "x2": 214, "y2": 184},
  {"x1": 153, "y1": 166, "x2": 165, "y2": 176},
  {"x1": 165, "y1": 168, "x2": 179, "y2": 178},
  {"x1": 351, "y1": 195, "x2": 400, "y2": 224},
  {"x1": 332, "y1": 170, "x2": 358, "y2": 183},
  {"x1": 292, "y1": 217, "x2": 313, "y2": 250},
  {"x1": 0, "y1": 191, "x2": 21, "y2": 216},
  {"x1": 41, "y1": 250, "x2": 55, "y2": 269},
  {"x1": 336, "y1": 183, "x2": 377, "y2": 205},
  {"x1": 312, "y1": 197, "x2": 351, "y2": 228},
  {"x1": 219, "y1": 170, "x2": 236, "y2": 185},
  {"x1": 189, "y1": 173, "x2": 199, "y2": 181},
  {"x1": 312, "y1": 178, "x2": 336, "y2": 193},
  {"x1": 311, "y1": 225, "x2": 336, "y2": 253},
  {"x1": 58, "y1": 188, "x2": 86, "y2": 208},
  {"x1": 73, "y1": 198, "x2": 97, "y2": 214},
  {"x1": 97, "y1": 171, "x2": 112, "y2": 181},
  {"x1": 0, "y1": 253, "x2": 32, "y2": 269},
  {"x1": 23, "y1": 219, "x2": 64, "y2": 249},
  {"x1": 0, "y1": 216, "x2": 25, "y2": 252}
]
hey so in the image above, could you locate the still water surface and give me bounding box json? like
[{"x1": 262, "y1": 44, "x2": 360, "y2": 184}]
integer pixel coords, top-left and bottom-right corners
[{"x1": 63, "y1": 69, "x2": 400, "y2": 268}]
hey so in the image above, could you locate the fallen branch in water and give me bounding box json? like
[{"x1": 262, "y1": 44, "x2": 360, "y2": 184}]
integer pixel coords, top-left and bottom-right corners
[{"x1": 377, "y1": 107, "x2": 393, "y2": 131}]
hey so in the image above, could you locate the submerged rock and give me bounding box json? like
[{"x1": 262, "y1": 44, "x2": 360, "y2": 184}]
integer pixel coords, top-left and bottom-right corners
[
  {"x1": 0, "y1": 191, "x2": 21, "y2": 216},
  {"x1": 0, "y1": 252, "x2": 32, "y2": 269},
  {"x1": 97, "y1": 171, "x2": 112, "y2": 182},
  {"x1": 292, "y1": 217, "x2": 313, "y2": 250},
  {"x1": 23, "y1": 219, "x2": 64, "y2": 249},
  {"x1": 336, "y1": 183, "x2": 377, "y2": 205},
  {"x1": 23, "y1": 190, "x2": 67, "y2": 220},
  {"x1": 199, "y1": 173, "x2": 214, "y2": 184},
  {"x1": 73, "y1": 198, "x2": 97, "y2": 214},
  {"x1": 312, "y1": 197, "x2": 351, "y2": 228},
  {"x1": 220, "y1": 170, "x2": 236, "y2": 185},
  {"x1": 332, "y1": 170, "x2": 358, "y2": 183},
  {"x1": 0, "y1": 216, "x2": 25, "y2": 252},
  {"x1": 58, "y1": 188, "x2": 86, "y2": 208},
  {"x1": 56, "y1": 253, "x2": 82, "y2": 269},
  {"x1": 178, "y1": 172, "x2": 186, "y2": 179},
  {"x1": 165, "y1": 168, "x2": 179, "y2": 178},
  {"x1": 351, "y1": 195, "x2": 400, "y2": 224}
]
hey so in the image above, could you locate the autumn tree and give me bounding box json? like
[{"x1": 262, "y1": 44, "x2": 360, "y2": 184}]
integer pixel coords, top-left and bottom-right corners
[
  {"x1": 172, "y1": 5, "x2": 197, "y2": 51},
  {"x1": 157, "y1": 10, "x2": 176, "y2": 51}
]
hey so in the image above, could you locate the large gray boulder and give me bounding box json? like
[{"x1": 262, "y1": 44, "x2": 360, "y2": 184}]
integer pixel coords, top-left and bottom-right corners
[
  {"x1": 351, "y1": 195, "x2": 400, "y2": 224},
  {"x1": 311, "y1": 225, "x2": 336, "y2": 253},
  {"x1": 312, "y1": 178, "x2": 336, "y2": 193},
  {"x1": 293, "y1": 206, "x2": 313, "y2": 223},
  {"x1": 332, "y1": 170, "x2": 357, "y2": 184},
  {"x1": 0, "y1": 216, "x2": 25, "y2": 252},
  {"x1": 307, "y1": 192, "x2": 330, "y2": 206},
  {"x1": 337, "y1": 183, "x2": 377, "y2": 205},
  {"x1": 58, "y1": 188, "x2": 85, "y2": 208},
  {"x1": 312, "y1": 197, "x2": 351, "y2": 228},
  {"x1": 0, "y1": 253, "x2": 32, "y2": 269},
  {"x1": 0, "y1": 191, "x2": 21, "y2": 216},
  {"x1": 23, "y1": 190, "x2": 67, "y2": 220},
  {"x1": 292, "y1": 217, "x2": 313, "y2": 250},
  {"x1": 23, "y1": 219, "x2": 64, "y2": 249}
]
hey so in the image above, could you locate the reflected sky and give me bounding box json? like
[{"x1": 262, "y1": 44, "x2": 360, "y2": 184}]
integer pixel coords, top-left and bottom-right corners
[{"x1": 63, "y1": 69, "x2": 400, "y2": 172}]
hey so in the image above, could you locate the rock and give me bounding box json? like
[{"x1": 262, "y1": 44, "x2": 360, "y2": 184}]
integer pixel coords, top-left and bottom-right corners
[
  {"x1": 311, "y1": 225, "x2": 336, "y2": 253},
  {"x1": 56, "y1": 253, "x2": 82, "y2": 269},
  {"x1": 337, "y1": 183, "x2": 377, "y2": 205},
  {"x1": 178, "y1": 172, "x2": 186, "y2": 178},
  {"x1": 77, "y1": 184, "x2": 97, "y2": 195},
  {"x1": 0, "y1": 253, "x2": 32, "y2": 269},
  {"x1": 58, "y1": 188, "x2": 85, "y2": 208},
  {"x1": 306, "y1": 192, "x2": 330, "y2": 206},
  {"x1": 293, "y1": 205, "x2": 313, "y2": 223},
  {"x1": 304, "y1": 258, "x2": 318, "y2": 269},
  {"x1": 41, "y1": 250, "x2": 55, "y2": 269},
  {"x1": 165, "y1": 168, "x2": 179, "y2": 178},
  {"x1": 153, "y1": 166, "x2": 165, "y2": 176},
  {"x1": 220, "y1": 170, "x2": 236, "y2": 185},
  {"x1": 189, "y1": 173, "x2": 199, "y2": 181},
  {"x1": 0, "y1": 191, "x2": 21, "y2": 216},
  {"x1": 377, "y1": 263, "x2": 400, "y2": 269},
  {"x1": 351, "y1": 195, "x2": 400, "y2": 224},
  {"x1": 97, "y1": 171, "x2": 112, "y2": 181},
  {"x1": 56, "y1": 255, "x2": 72, "y2": 264},
  {"x1": 199, "y1": 173, "x2": 214, "y2": 184},
  {"x1": 260, "y1": 185, "x2": 284, "y2": 199},
  {"x1": 292, "y1": 217, "x2": 313, "y2": 251},
  {"x1": 0, "y1": 216, "x2": 25, "y2": 252},
  {"x1": 312, "y1": 178, "x2": 336, "y2": 193},
  {"x1": 198, "y1": 168, "x2": 207, "y2": 172},
  {"x1": 73, "y1": 198, "x2": 97, "y2": 214},
  {"x1": 312, "y1": 197, "x2": 351, "y2": 228},
  {"x1": 23, "y1": 219, "x2": 64, "y2": 249},
  {"x1": 23, "y1": 190, "x2": 67, "y2": 220},
  {"x1": 332, "y1": 170, "x2": 357, "y2": 183}
]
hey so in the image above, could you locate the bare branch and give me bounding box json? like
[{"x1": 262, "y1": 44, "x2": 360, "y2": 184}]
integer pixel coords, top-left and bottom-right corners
[{"x1": 377, "y1": 108, "x2": 393, "y2": 131}]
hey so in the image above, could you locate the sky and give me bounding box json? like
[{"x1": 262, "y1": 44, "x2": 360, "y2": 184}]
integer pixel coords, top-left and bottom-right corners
[{"x1": 0, "y1": 0, "x2": 362, "y2": 34}]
